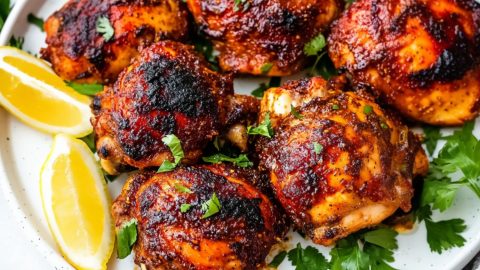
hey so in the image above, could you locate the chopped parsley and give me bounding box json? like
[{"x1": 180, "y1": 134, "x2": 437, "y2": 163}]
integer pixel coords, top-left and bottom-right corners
[
  {"x1": 116, "y1": 219, "x2": 138, "y2": 259},
  {"x1": 332, "y1": 104, "x2": 340, "y2": 110},
  {"x1": 363, "y1": 105, "x2": 373, "y2": 115},
  {"x1": 96, "y1": 16, "x2": 114, "y2": 41},
  {"x1": 269, "y1": 251, "x2": 287, "y2": 268},
  {"x1": 304, "y1": 33, "x2": 336, "y2": 78},
  {"x1": 251, "y1": 77, "x2": 281, "y2": 98},
  {"x1": 180, "y1": 203, "x2": 192, "y2": 213},
  {"x1": 27, "y1": 13, "x2": 44, "y2": 31},
  {"x1": 288, "y1": 243, "x2": 329, "y2": 270},
  {"x1": 260, "y1": 63, "x2": 273, "y2": 74},
  {"x1": 80, "y1": 133, "x2": 96, "y2": 153},
  {"x1": 201, "y1": 193, "x2": 221, "y2": 219},
  {"x1": 290, "y1": 105, "x2": 304, "y2": 119},
  {"x1": 247, "y1": 112, "x2": 274, "y2": 138},
  {"x1": 202, "y1": 153, "x2": 253, "y2": 168},
  {"x1": 158, "y1": 134, "x2": 184, "y2": 172},
  {"x1": 304, "y1": 34, "x2": 326, "y2": 57},
  {"x1": 9, "y1": 35, "x2": 24, "y2": 49},
  {"x1": 233, "y1": 0, "x2": 250, "y2": 12},
  {"x1": 313, "y1": 142, "x2": 323, "y2": 155},
  {"x1": 174, "y1": 183, "x2": 193, "y2": 194},
  {"x1": 67, "y1": 82, "x2": 104, "y2": 96},
  {"x1": 422, "y1": 125, "x2": 442, "y2": 156},
  {"x1": 0, "y1": 0, "x2": 10, "y2": 30}
]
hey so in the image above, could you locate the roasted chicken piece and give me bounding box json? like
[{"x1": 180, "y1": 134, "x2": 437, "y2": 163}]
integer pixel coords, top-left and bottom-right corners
[
  {"x1": 112, "y1": 164, "x2": 288, "y2": 270},
  {"x1": 328, "y1": 0, "x2": 480, "y2": 126},
  {"x1": 42, "y1": 0, "x2": 189, "y2": 84},
  {"x1": 186, "y1": 0, "x2": 343, "y2": 76},
  {"x1": 92, "y1": 41, "x2": 258, "y2": 174},
  {"x1": 256, "y1": 77, "x2": 428, "y2": 245}
]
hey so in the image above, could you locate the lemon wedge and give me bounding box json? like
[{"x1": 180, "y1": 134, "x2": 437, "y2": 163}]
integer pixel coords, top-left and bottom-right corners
[
  {"x1": 0, "y1": 46, "x2": 93, "y2": 137},
  {"x1": 40, "y1": 134, "x2": 114, "y2": 270}
]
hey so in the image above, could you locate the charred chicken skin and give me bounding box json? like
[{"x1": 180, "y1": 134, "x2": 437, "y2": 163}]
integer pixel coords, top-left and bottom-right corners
[
  {"x1": 256, "y1": 77, "x2": 428, "y2": 245},
  {"x1": 328, "y1": 0, "x2": 480, "y2": 126},
  {"x1": 42, "y1": 0, "x2": 190, "y2": 84},
  {"x1": 186, "y1": 0, "x2": 343, "y2": 76},
  {"x1": 112, "y1": 164, "x2": 288, "y2": 270},
  {"x1": 92, "y1": 41, "x2": 258, "y2": 174}
]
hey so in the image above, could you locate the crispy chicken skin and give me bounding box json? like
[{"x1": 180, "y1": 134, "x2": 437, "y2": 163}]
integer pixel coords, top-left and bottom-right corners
[
  {"x1": 256, "y1": 77, "x2": 428, "y2": 245},
  {"x1": 328, "y1": 0, "x2": 480, "y2": 126},
  {"x1": 41, "y1": 0, "x2": 189, "y2": 84},
  {"x1": 92, "y1": 41, "x2": 258, "y2": 174},
  {"x1": 111, "y1": 165, "x2": 288, "y2": 270},
  {"x1": 186, "y1": 0, "x2": 343, "y2": 76}
]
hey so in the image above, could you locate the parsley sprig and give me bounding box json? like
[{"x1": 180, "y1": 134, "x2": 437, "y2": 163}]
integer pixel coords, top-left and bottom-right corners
[
  {"x1": 251, "y1": 77, "x2": 281, "y2": 98},
  {"x1": 158, "y1": 134, "x2": 184, "y2": 172},
  {"x1": 116, "y1": 219, "x2": 138, "y2": 259},
  {"x1": 27, "y1": 13, "x2": 44, "y2": 32},
  {"x1": 96, "y1": 16, "x2": 114, "y2": 41},
  {"x1": 247, "y1": 112, "x2": 274, "y2": 138},
  {"x1": 202, "y1": 153, "x2": 253, "y2": 168}
]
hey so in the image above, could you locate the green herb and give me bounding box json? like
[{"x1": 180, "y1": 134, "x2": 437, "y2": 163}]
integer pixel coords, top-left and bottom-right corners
[
  {"x1": 158, "y1": 134, "x2": 184, "y2": 172},
  {"x1": 201, "y1": 193, "x2": 221, "y2": 219},
  {"x1": 202, "y1": 153, "x2": 253, "y2": 168},
  {"x1": 247, "y1": 112, "x2": 274, "y2": 138},
  {"x1": 193, "y1": 33, "x2": 219, "y2": 70},
  {"x1": 8, "y1": 35, "x2": 24, "y2": 49},
  {"x1": 381, "y1": 122, "x2": 389, "y2": 129},
  {"x1": 80, "y1": 133, "x2": 96, "y2": 153},
  {"x1": 116, "y1": 219, "x2": 138, "y2": 259},
  {"x1": 96, "y1": 16, "x2": 114, "y2": 41},
  {"x1": 287, "y1": 243, "x2": 329, "y2": 270},
  {"x1": 421, "y1": 121, "x2": 480, "y2": 212},
  {"x1": 251, "y1": 77, "x2": 281, "y2": 98},
  {"x1": 332, "y1": 104, "x2": 340, "y2": 110},
  {"x1": 180, "y1": 203, "x2": 192, "y2": 213},
  {"x1": 260, "y1": 63, "x2": 273, "y2": 74},
  {"x1": 330, "y1": 227, "x2": 398, "y2": 270},
  {"x1": 27, "y1": 13, "x2": 44, "y2": 31},
  {"x1": 67, "y1": 82, "x2": 104, "y2": 96},
  {"x1": 0, "y1": 0, "x2": 10, "y2": 31},
  {"x1": 268, "y1": 251, "x2": 287, "y2": 268},
  {"x1": 304, "y1": 34, "x2": 326, "y2": 56},
  {"x1": 233, "y1": 0, "x2": 249, "y2": 12},
  {"x1": 415, "y1": 205, "x2": 466, "y2": 254},
  {"x1": 174, "y1": 183, "x2": 192, "y2": 194},
  {"x1": 423, "y1": 125, "x2": 442, "y2": 156},
  {"x1": 290, "y1": 105, "x2": 304, "y2": 119},
  {"x1": 363, "y1": 105, "x2": 373, "y2": 115},
  {"x1": 313, "y1": 142, "x2": 323, "y2": 155}
]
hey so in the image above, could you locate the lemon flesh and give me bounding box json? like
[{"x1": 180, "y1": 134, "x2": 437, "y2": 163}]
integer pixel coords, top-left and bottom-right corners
[
  {"x1": 40, "y1": 134, "x2": 114, "y2": 270},
  {"x1": 0, "y1": 47, "x2": 93, "y2": 137}
]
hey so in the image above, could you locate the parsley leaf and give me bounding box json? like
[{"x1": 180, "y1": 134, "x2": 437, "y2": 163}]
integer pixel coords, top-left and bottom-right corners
[
  {"x1": 201, "y1": 193, "x2": 221, "y2": 219},
  {"x1": 67, "y1": 82, "x2": 104, "y2": 96},
  {"x1": 313, "y1": 142, "x2": 323, "y2": 155},
  {"x1": 363, "y1": 105, "x2": 373, "y2": 115},
  {"x1": 233, "y1": 0, "x2": 249, "y2": 12},
  {"x1": 287, "y1": 243, "x2": 329, "y2": 270},
  {"x1": 304, "y1": 34, "x2": 326, "y2": 56},
  {"x1": 80, "y1": 133, "x2": 96, "y2": 153},
  {"x1": 27, "y1": 13, "x2": 44, "y2": 31},
  {"x1": 174, "y1": 183, "x2": 192, "y2": 194},
  {"x1": 415, "y1": 205, "x2": 466, "y2": 254},
  {"x1": 158, "y1": 134, "x2": 184, "y2": 172},
  {"x1": 290, "y1": 105, "x2": 303, "y2": 119},
  {"x1": 268, "y1": 251, "x2": 287, "y2": 268},
  {"x1": 9, "y1": 35, "x2": 24, "y2": 49},
  {"x1": 0, "y1": 0, "x2": 10, "y2": 31},
  {"x1": 96, "y1": 16, "x2": 114, "y2": 41},
  {"x1": 202, "y1": 153, "x2": 253, "y2": 168},
  {"x1": 423, "y1": 126, "x2": 442, "y2": 156},
  {"x1": 180, "y1": 203, "x2": 192, "y2": 213},
  {"x1": 116, "y1": 219, "x2": 138, "y2": 259},
  {"x1": 251, "y1": 77, "x2": 281, "y2": 98},
  {"x1": 247, "y1": 112, "x2": 274, "y2": 138},
  {"x1": 363, "y1": 227, "x2": 398, "y2": 250},
  {"x1": 193, "y1": 33, "x2": 219, "y2": 70},
  {"x1": 260, "y1": 63, "x2": 273, "y2": 74}
]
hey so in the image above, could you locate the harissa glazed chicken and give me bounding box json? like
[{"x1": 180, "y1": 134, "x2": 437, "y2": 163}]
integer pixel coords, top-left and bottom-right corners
[
  {"x1": 92, "y1": 41, "x2": 258, "y2": 174},
  {"x1": 42, "y1": 0, "x2": 190, "y2": 83},
  {"x1": 186, "y1": 0, "x2": 343, "y2": 76},
  {"x1": 112, "y1": 164, "x2": 288, "y2": 269},
  {"x1": 328, "y1": 0, "x2": 480, "y2": 125},
  {"x1": 256, "y1": 76, "x2": 429, "y2": 245}
]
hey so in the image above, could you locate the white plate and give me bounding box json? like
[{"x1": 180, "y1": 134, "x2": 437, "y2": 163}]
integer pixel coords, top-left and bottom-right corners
[{"x1": 1, "y1": 1, "x2": 480, "y2": 269}]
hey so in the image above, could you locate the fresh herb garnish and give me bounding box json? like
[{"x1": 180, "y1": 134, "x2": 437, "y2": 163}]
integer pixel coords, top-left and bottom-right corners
[
  {"x1": 27, "y1": 13, "x2": 44, "y2": 31},
  {"x1": 304, "y1": 33, "x2": 333, "y2": 77},
  {"x1": 330, "y1": 227, "x2": 398, "y2": 270},
  {"x1": 202, "y1": 153, "x2": 253, "y2": 168},
  {"x1": 423, "y1": 125, "x2": 442, "y2": 156},
  {"x1": 363, "y1": 105, "x2": 373, "y2": 115},
  {"x1": 380, "y1": 122, "x2": 389, "y2": 129},
  {"x1": 269, "y1": 251, "x2": 287, "y2": 268},
  {"x1": 9, "y1": 35, "x2": 24, "y2": 49},
  {"x1": 233, "y1": 0, "x2": 249, "y2": 12},
  {"x1": 251, "y1": 77, "x2": 281, "y2": 98},
  {"x1": 247, "y1": 112, "x2": 274, "y2": 138},
  {"x1": 175, "y1": 183, "x2": 193, "y2": 194},
  {"x1": 158, "y1": 134, "x2": 184, "y2": 172},
  {"x1": 313, "y1": 142, "x2": 323, "y2": 155},
  {"x1": 193, "y1": 33, "x2": 219, "y2": 70},
  {"x1": 288, "y1": 243, "x2": 329, "y2": 270},
  {"x1": 80, "y1": 133, "x2": 96, "y2": 153},
  {"x1": 67, "y1": 82, "x2": 104, "y2": 96},
  {"x1": 96, "y1": 16, "x2": 114, "y2": 41},
  {"x1": 290, "y1": 105, "x2": 303, "y2": 119},
  {"x1": 0, "y1": 0, "x2": 11, "y2": 31},
  {"x1": 260, "y1": 63, "x2": 273, "y2": 74},
  {"x1": 180, "y1": 203, "x2": 192, "y2": 213},
  {"x1": 116, "y1": 219, "x2": 138, "y2": 259},
  {"x1": 332, "y1": 104, "x2": 340, "y2": 110},
  {"x1": 201, "y1": 193, "x2": 221, "y2": 219}
]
